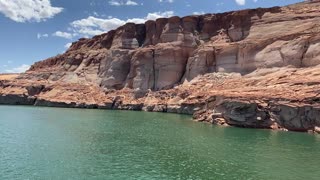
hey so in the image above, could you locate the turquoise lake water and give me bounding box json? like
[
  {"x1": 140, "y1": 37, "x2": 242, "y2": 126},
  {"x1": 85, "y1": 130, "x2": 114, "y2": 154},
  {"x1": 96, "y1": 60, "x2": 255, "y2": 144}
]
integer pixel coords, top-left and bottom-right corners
[{"x1": 0, "y1": 105, "x2": 319, "y2": 180}]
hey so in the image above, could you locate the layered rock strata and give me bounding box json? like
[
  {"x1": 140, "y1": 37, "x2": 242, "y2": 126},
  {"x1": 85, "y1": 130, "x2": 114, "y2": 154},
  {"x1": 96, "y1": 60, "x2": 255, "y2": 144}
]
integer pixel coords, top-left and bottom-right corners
[{"x1": 1, "y1": 1, "x2": 320, "y2": 133}]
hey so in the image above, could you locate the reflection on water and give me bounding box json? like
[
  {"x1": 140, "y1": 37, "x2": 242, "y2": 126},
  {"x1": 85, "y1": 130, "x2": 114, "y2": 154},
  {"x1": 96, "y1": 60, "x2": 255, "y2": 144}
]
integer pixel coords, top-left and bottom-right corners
[{"x1": 0, "y1": 105, "x2": 319, "y2": 180}]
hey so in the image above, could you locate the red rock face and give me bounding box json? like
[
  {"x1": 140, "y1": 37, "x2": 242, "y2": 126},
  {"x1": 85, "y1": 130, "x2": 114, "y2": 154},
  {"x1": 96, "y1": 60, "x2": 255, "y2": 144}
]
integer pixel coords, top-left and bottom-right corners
[
  {"x1": 28, "y1": 1, "x2": 320, "y2": 91},
  {"x1": 3, "y1": 1, "x2": 320, "y2": 133}
]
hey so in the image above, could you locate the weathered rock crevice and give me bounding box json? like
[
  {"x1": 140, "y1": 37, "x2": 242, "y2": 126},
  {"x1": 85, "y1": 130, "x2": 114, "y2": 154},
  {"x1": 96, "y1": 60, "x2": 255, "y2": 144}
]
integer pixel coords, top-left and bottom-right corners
[
  {"x1": 135, "y1": 24, "x2": 147, "y2": 47},
  {"x1": 151, "y1": 49, "x2": 156, "y2": 90},
  {"x1": 300, "y1": 38, "x2": 311, "y2": 67}
]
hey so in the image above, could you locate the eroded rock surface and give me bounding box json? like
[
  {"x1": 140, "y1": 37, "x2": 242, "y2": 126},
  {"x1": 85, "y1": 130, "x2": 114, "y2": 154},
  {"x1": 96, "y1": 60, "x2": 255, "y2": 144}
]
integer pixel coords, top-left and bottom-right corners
[
  {"x1": 28, "y1": 1, "x2": 320, "y2": 90},
  {"x1": 2, "y1": 1, "x2": 320, "y2": 133}
]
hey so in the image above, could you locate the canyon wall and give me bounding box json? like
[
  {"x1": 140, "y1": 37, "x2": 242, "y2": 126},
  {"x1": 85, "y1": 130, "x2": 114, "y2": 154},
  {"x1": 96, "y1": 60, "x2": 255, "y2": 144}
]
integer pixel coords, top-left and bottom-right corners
[
  {"x1": 2, "y1": 1, "x2": 320, "y2": 133},
  {"x1": 29, "y1": 1, "x2": 320, "y2": 91}
]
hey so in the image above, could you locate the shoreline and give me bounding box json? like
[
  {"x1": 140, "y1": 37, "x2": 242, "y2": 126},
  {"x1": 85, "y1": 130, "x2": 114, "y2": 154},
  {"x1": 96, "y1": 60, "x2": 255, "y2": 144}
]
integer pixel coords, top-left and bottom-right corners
[{"x1": 1, "y1": 93, "x2": 319, "y2": 134}]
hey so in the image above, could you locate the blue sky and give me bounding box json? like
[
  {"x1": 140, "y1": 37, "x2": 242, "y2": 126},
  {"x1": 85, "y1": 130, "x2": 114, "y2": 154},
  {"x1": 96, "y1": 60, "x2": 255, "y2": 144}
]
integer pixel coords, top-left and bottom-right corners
[{"x1": 0, "y1": 0, "x2": 303, "y2": 73}]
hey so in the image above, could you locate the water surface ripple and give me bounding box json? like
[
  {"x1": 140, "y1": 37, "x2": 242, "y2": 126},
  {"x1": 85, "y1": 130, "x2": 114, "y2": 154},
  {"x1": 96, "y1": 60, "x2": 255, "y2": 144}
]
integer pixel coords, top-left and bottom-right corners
[{"x1": 0, "y1": 105, "x2": 319, "y2": 179}]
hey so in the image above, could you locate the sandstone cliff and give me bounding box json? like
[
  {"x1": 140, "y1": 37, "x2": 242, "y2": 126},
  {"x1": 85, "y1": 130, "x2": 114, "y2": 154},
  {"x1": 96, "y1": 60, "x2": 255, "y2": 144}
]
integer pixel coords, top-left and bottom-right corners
[{"x1": 1, "y1": 1, "x2": 320, "y2": 133}]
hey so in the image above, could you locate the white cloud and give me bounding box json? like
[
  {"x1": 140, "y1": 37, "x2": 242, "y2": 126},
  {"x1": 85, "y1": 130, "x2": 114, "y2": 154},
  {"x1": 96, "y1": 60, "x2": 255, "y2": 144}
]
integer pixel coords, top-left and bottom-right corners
[
  {"x1": 37, "y1": 33, "x2": 49, "y2": 39},
  {"x1": 145, "y1": 11, "x2": 174, "y2": 20},
  {"x1": 109, "y1": 0, "x2": 121, "y2": 6},
  {"x1": 109, "y1": 0, "x2": 138, "y2": 6},
  {"x1": 0, "y1": 0, "x2": 63, "y2": 23},
  {"x1": 235, "y1": 0, "x2": 246, "y2": 5},
  {"x1": 126, "y1": 0, "x2": 138, "y2": 5},
  {"x1": 52, "y1": 31, "x2": 75, "y2": 39},
  {"x1": 70, "y1": 17, "x2": 123, "y2": 36},
  {"x1": 70, "y1": 11, "x2": 174, "y2": 37},
  {"x1": 5, "y1": 64, "x2": 30, "y2": 73},
  {"x1": 64, "y1": 43, "x2": 72, "y2": 49},
  {"x1": 159, "y1": 0, "x2": 174, "y2": 3},
  {"x1": 193, "y1": 11, "x2": 205, "y2": 15}
]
